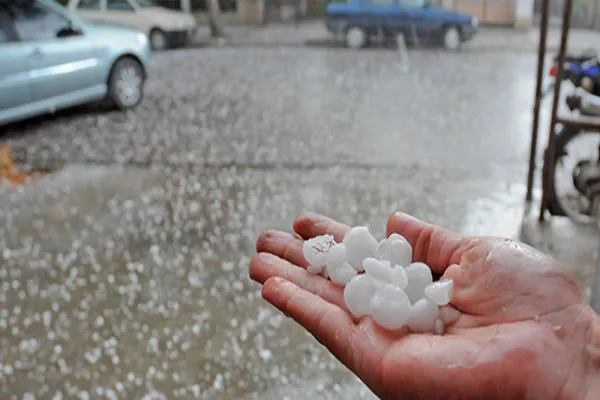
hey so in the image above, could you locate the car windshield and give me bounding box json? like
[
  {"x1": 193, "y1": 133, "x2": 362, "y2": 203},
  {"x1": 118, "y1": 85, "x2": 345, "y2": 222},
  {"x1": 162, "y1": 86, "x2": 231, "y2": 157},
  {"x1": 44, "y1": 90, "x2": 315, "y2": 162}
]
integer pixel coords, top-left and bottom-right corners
[
  {"x1": 402, "y1": 0, "x2": 427, "y2": 7},
  {"x1": 135, "y1": 0, "x2": 154, "y2": 7}
]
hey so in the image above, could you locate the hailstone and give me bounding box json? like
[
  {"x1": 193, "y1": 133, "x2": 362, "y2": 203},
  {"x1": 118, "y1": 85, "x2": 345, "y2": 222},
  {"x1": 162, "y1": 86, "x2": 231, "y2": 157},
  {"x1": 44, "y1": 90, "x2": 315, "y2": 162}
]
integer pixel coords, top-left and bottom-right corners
[
  {"x1": 407, "y1": 298, "x2": 440, "y2": 333},
  {"x1": 307, "y1": 264, "x2": 324, "y2": 275},
  {"x1": 424, "y1": 279, "x2": 454, "y2": 306},
  {"x1": 302, "y1": 234, "x2": 336, "y2": 267},
  {"x1": 375, "y1": 233, "x2": 412, "y2": 267},
  {"x1": 303, "y1": 225, "x2": 453, "y2": 336},
  {"x1": 362, "y1": 257, "x2": 393, "y2": 283},
  {"x1": 390, "y1": 265, "x2": 408, "y2": 290},
  {"x1": 344, "y1": 274, "x2": 378, "y2": 318},
  {"x1": 404, "y1": 262, "x2": 433, "y2": 303},
  {"x1": 328, "y1": 262, "x2": 357, "y2": 286},
  {"x1": 369, "y1": 284, "x2": 411, "y2": 330},
  {"x1": 342, "y1": 227, "x2": 378, "y2": 272}
]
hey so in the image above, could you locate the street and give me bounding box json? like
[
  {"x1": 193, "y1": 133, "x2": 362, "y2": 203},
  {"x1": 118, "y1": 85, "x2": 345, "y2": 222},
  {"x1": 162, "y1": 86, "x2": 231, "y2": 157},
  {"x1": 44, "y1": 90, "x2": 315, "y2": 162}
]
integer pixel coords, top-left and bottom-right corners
[{"x1": 0, "y1": 46, "x2": 538, "y2": 399}]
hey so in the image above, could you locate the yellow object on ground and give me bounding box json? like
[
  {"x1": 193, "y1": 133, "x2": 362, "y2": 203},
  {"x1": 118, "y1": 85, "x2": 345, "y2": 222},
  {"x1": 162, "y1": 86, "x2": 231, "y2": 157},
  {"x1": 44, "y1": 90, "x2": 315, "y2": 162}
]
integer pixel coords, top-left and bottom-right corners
[{"x1": 0, "y1": 146, "x2": 46, "y2": 186}]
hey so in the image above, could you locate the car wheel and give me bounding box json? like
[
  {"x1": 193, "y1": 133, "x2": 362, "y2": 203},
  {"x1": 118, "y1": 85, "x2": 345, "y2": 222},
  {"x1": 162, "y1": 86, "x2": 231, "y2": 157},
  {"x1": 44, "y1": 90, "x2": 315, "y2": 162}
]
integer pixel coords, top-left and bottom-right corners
[
  {"x1": 108, "y1": 58, "x2": 145, "y2": 110},
  {"x1": 150, "y1": 28, "x2": 168, "y2": 51},
  {"x1": 442, "y1": 25, "x2": 461, "y2": 51},
  {"x1": 346, "y1": 26, "x2": 368, "y2": 49}
]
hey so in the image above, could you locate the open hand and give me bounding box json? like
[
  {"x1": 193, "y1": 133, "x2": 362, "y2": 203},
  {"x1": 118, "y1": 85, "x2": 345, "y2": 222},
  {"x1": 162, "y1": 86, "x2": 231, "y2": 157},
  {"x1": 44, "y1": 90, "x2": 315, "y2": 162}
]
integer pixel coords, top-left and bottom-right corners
[{"x1": 249, "y1": 212, "x2": 600, "y2": 400}]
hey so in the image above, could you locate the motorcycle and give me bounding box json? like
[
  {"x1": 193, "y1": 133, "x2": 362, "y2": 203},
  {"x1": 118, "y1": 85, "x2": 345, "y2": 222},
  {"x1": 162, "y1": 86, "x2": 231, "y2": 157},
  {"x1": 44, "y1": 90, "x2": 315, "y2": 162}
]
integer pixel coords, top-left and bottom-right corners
[{"x1": 545, "y1": 50, "x2": 600, "y2": 223}]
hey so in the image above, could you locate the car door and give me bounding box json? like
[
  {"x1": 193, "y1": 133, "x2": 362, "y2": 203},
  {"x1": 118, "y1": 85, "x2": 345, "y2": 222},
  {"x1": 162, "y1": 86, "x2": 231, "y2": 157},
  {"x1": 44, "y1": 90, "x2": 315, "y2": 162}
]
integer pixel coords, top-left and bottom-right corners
[
  {"x1": 0, "y1": 5, "x2": 32, "y2": 112},
  {"x1": 367, "y1": 0, "x2": 402, "y2": 38},
  {"x1": 398, "y1": 0, "x2": 435, "y2": 41},
  {"x1": 8, "y1": 1, "x2": 100, "y2": 103}
]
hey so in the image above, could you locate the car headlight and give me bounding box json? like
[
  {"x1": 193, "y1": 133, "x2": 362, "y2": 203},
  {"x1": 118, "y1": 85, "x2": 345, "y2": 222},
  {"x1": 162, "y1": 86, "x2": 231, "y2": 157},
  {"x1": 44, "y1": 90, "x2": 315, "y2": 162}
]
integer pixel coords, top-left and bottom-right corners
[
  {"x1": 471, "y1": 17, "x2": 479, "y2": 28},
  {"x1": 138, "y1": 33, "x2": 148, "y2": 45}
]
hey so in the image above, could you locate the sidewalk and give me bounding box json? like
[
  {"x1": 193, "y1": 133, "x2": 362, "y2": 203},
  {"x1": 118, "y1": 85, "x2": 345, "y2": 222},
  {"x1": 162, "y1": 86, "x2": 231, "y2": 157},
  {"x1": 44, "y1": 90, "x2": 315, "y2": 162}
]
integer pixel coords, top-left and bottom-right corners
[{"x1": 194, "y1": 21, "x2": 600, "y2": 53}]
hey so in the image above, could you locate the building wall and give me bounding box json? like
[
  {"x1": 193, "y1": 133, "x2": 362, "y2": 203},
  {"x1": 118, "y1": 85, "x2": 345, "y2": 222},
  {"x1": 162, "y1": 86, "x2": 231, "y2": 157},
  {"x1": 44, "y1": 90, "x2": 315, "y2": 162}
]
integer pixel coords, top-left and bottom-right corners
[
  {"x1": 438, "y1": 0, "x2": 534, "y2": 29},
  {"x1": 446, "y1": 0, "x2": 519, "y2": 25}
]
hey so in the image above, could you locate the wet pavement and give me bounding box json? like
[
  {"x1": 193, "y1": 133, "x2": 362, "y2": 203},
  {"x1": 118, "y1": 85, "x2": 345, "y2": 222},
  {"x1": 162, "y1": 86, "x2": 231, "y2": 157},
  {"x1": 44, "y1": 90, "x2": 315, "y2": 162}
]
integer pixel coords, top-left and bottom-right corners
[{"x1": 0, "y1": 46, "x2": 543, "y2": 399}]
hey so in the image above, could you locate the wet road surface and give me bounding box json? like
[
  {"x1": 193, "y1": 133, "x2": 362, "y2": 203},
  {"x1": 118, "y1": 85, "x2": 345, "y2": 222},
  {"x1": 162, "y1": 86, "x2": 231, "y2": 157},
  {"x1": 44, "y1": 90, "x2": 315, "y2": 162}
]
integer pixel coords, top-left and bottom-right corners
[{"x1": 0, "y1": 46, "x2": 538, "y2": 399}]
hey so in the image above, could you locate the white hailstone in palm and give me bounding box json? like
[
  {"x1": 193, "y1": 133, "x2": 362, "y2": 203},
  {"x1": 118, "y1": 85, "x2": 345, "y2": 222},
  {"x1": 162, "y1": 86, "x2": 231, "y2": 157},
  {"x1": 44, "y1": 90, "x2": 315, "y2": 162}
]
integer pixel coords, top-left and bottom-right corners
[
  {"x1": 344, "y1": 274, "x2": 378, "y2": 318},
  {"x1": 439, "y1": 305, "x2": 461, "y2": 325},
  {"x1": 302, "y1": 234, "x2": 336, "y2": 267},
  {"x1": 404, "y1": 262, "x2": 433, "y2": 303},
  {"x1": 307, "y1": 264, "x2": 324, "y2": 275},
  {"x1": 362, "y1": 257, "x2": 392, "y2": 283},
  {"x1": 328, "y1": 262, "x2": 357, "y2": 286},
  {"x1": 326, "y1": 243, "x2": 357, "y2": 286},
  {"x1": 407, "y1": 298, "x2": 440, "y2": 333},
  {"x1": 424, "y1": 279, "x2": 454, "y2": 306},
  {"x1": 433, "y1": 318, "x2": 445, "y2": 335},
  {"x1": 390, "y1": 265, "x2": 408, "y2": 290},
  {"x1": 375, "y1": 233, "x2": 412, "y2": 267},
  {"x1": 369, "y1": 284, "x2": 411, "y2": 330},
  {"x1": 342, "y1": 227, "x2": 378, "y2": 272},
  {"x1": 328, "y1": 243, "x2": 347, "y2": 266}
]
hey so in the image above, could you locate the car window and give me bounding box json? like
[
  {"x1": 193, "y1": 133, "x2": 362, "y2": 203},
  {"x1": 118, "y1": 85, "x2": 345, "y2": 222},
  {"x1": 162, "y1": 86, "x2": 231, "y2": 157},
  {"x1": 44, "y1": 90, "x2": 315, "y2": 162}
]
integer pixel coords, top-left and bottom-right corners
[
  {"x1": 0, "y1": 7, "x2": 9, "y2": 43},
  {"x1": 78, "y1": 0, "x2": 101, "y2": 9},
  {"x1": 5, "y1": 2, "x2": 72, "y2": 41},
  {"x1": 369, "y1": 0, "x2": 396, "y2": 5},
  {"x1": 401, "y1": 0, "x2": 426, "y2": 7},
  {"x1": 107, "y1": 0, "x2": 135, "y2": 10},
  {"x1": 0, "y1": 26, "x2": 7, "y2": 43},
  {"x1": 136, "y1": 0, "x2": 155, "y2": 7}
]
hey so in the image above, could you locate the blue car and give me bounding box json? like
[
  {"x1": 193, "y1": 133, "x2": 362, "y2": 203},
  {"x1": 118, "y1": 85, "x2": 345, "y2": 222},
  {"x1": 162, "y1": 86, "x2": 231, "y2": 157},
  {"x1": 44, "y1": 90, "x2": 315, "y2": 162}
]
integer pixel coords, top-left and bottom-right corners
[
  {"x1": 326, "y1": 0, "x2": 479, "y2": 51},
  {"x1": 0, "y1": 0, "x2": 151, "y2": 126}
]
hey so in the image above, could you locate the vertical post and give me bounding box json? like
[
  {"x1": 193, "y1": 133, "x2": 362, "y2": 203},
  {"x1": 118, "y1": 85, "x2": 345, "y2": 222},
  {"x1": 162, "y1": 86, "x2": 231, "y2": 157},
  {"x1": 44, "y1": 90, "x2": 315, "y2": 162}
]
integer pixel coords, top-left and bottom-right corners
[
  {"x1": 591, "y1": 243, "x2": 600, "y2": 313},
  {"x1": 538, "y1": 0, "x2": 572, "y2": 221},
  {"x1": 526, "y1": 0, "x2": 549, "y2": 202}
]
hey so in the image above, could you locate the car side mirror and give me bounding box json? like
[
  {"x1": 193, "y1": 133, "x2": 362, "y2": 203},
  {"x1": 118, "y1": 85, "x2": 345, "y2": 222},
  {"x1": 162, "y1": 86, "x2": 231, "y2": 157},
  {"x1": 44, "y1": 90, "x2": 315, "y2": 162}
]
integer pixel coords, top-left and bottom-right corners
[{"x1": 57, "y1": 24, "x2": 83, "y2": 38}]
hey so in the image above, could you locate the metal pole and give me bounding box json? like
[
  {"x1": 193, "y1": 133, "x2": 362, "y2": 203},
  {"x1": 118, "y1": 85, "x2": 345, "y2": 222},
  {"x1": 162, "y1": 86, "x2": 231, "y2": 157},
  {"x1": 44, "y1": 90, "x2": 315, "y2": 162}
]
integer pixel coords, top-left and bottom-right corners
[
  {"x1": 526, "y1": 0, "x2": 550, "y2": 202},
  {"x1": 591, "y1": 242, "x2": 600, "y2": 313},
  {"x1": 538, "y1": 0, "x2": 572, "y2": 221}
]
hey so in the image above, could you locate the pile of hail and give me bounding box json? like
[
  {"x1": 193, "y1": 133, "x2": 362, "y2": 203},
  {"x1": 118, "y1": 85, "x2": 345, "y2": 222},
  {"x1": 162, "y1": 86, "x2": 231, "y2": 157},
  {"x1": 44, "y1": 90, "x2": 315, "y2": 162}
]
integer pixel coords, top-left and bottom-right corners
[{"x1": 303, "y1": 226, "x2": 453, "y2": 334}]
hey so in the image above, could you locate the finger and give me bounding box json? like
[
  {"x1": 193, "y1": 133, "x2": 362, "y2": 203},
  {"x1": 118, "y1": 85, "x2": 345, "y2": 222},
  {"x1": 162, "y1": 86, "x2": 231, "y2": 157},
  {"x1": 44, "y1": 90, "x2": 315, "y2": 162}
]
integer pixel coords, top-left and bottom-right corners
[
  {"x1": 250, "y1": 253, "x2": 347, "y2": 310},
  {"x1": 256, "y1": 229, "x2": 309, "y2": 268},
  {"x1": 262, "y1": 277, "x2": 367, "y2": 373},
  {"x1": 293, "y1": 211, "x2": 350, "y2": 243},
  {"x1": 386, "y1": 212, "x2": 467, "y2": 274}
]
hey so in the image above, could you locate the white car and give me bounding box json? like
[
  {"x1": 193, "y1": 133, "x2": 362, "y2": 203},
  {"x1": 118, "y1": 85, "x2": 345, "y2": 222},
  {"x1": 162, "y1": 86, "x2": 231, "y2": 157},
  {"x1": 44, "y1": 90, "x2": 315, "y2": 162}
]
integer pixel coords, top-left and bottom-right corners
[{"x1": 67, "y1": 0, "x2": 197, "y2": 50}]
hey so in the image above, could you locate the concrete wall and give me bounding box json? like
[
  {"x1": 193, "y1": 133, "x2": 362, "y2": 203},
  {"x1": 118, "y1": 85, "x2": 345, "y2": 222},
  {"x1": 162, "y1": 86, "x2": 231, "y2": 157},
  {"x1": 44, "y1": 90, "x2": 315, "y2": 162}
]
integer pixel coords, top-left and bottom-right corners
[{"x1": 514, "y1": 0, "x2": 534, "y2": 30}]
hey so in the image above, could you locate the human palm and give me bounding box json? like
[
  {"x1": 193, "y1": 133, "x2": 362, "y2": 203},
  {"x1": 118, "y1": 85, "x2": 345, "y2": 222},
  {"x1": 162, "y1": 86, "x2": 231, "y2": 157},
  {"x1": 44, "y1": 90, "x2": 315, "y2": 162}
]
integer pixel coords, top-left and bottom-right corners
[{"x1": 249, "y1": 212, "x2": 598, "y2": 400}]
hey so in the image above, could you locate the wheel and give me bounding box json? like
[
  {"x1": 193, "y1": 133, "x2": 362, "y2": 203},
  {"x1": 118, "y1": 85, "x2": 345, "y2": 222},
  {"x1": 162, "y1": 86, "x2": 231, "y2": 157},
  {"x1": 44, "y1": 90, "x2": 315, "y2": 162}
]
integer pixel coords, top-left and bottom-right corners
[
  {"x1": 345, "y1": 26, "x2": 368, "y2": 49},
  {"x1": 108, "y1": 58, "x2": 145, "y2": 110},
  {"x1": 548, "y1": 126, "x2": 600, "y2": 223},
  {"x1": 149, "y1": 28, "x2": 168, "y2": 51},
  {"x1": 442, "y1": 25, "x2": 461, "y2": 51}
]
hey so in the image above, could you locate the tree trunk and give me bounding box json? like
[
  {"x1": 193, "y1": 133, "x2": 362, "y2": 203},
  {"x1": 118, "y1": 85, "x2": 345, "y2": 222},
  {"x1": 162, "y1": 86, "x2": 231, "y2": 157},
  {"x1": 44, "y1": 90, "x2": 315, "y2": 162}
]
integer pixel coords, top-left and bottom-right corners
[{"x1": 207, "y1": 0, "x2": 227, "y2": 38}]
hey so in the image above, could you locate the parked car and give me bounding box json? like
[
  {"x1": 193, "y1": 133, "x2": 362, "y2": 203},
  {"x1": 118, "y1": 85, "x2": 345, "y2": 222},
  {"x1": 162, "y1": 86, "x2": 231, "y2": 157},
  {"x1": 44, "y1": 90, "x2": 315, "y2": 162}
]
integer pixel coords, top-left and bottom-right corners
[
  {"x1": 325, "y1": 0, "x2": 479, "y2": 51},
  {"x1": 0, "y1": 0, "x2": 151, "y2": 126},
  {"x1": 67, "y1": 0, "x2": 198, "y2": 51}
]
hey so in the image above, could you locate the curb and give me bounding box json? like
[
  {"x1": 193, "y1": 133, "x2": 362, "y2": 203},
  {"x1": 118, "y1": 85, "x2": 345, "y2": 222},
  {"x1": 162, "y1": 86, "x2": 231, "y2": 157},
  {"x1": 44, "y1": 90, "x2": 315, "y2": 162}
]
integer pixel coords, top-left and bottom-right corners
[{"x1": 189, "y1": 38, "x2": 569, "y2": 54}]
